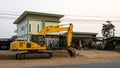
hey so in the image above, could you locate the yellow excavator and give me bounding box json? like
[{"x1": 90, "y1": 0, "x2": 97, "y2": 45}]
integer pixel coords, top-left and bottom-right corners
[{"x1": 10, "y1": 23, "x2": 76, "y2": 59}]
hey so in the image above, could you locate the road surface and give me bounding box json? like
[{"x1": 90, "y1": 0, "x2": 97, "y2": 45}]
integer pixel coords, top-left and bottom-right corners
[{"x1": 24, "y1": 62, "x2": 120, "y2": 68}]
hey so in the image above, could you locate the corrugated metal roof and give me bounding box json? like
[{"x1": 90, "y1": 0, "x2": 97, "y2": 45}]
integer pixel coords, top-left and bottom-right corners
[{"x1": 13, "y1": 11, "x2": 64, "y2": 24}]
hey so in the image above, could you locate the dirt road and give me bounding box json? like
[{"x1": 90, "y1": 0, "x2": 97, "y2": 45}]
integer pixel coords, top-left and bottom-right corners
[{"x1": 0, "y1": 50, "x2": 120, "y2": 68}]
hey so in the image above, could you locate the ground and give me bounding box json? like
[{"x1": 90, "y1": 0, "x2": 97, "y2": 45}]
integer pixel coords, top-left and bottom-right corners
[{"x1": 0, "y1": 50, "x2": 120, "y2": 68}]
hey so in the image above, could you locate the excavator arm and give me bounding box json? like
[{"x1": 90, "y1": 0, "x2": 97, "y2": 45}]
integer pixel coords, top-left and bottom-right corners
[
  {"x1": 39, "y1": 23, "x2": 76, "y2": 57},
  {"x1": 39, "y1": 23, "x2": 73, "y2": 48}
]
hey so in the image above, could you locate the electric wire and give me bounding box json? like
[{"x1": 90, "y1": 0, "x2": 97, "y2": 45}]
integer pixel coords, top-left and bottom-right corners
[{"x1": 0, "y1": 10, "x2": 120, "y2": 23}]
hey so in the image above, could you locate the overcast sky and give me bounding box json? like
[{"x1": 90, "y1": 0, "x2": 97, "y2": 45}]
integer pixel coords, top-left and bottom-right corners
[{"x1": 0, "y1": 0, "x2": 120, "y2": 38}]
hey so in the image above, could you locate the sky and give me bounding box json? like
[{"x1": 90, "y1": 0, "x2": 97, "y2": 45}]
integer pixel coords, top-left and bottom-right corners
[{"x1": 0, "y1": 0, "x2": 120, "y2": 38}]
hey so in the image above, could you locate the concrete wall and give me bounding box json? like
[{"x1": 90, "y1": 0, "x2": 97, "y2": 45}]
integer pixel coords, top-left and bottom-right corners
[
  {"x1": 45, "y1": 22, "x2": 59, "y2": 27},
  {"x1": 17, "y1": 18, "x2": 28, "y2": 40},
  {"x1": 29, "y1": 20, "x2": 43, "y2": 34},
  {"x1": 28, "y1": 14, "x2": 61, "y2": 23},
  {"x1": 16, "y1": 14, "x2": 61, "y2": 40}
]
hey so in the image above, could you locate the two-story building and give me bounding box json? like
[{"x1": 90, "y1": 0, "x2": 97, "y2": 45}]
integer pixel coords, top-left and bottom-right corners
[{"x1": 14, "y1": 11, "x2": 64, "y2": 41}]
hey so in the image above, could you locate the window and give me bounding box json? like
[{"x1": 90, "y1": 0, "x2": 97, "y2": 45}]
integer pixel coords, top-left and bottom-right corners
[
  {"x1": 37, "y1": 24, "x2": 39, "y2": 33},
  {"x1": 29, "y1": 24, "x2": 31, "y2": 32},
  {"x1": 21, "y1": 26, "x2": 24, "y2": 31}
]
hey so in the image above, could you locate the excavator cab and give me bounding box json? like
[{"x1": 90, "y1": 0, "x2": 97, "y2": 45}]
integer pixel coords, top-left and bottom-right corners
[
  {"x1": 30, "y1": 35, "x2": 45, "y2": 46},
  {"x1": 10, "y1": 35, "x2": 47, "y2": 51}
]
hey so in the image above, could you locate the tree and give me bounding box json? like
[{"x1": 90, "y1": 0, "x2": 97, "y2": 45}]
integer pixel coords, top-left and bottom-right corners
[{"x1": 101, "y1": 21, "x2": 115, "y2": 38}]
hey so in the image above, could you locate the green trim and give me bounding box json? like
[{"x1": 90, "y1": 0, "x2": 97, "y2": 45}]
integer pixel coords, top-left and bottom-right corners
[
  {"x1": 42, "y1": 20, "x2": 45, "y2": 28},
  {"x1": 73, "y1": 36, "x2": 96, "y2": 39},
  {"x1": 105, "y1": 37, "x2": 120, "y2": 40},
  {"x1": 73, "y1": 32, "x2": 98, "y2": 35},
  {"x1": 63, "y1": 32, "x2": 98, "y2": 36}
]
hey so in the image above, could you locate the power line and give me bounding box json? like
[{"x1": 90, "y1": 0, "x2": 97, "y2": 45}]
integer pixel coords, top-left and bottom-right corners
[
  {"x1": 0, "y1": 10, "x2": 120, "y2": 19},
  {"x1": 0, "y1": 10, "x2": 21, "y2": 13},
  {"x1": 0, "y1": 10, "x2": 120, "y2": 22},
  {"x1": 0, "y1": 10, "x2": 20, "y2": 20},
  {"x1": 0, "y1": 12, "x2": 20, "y2": 16},
  {"x1": 0, "y1": 15, "x2": 120, "y2": 23},
  {"x1": 61, "y1": 18, "x2": 120, "y2": 23},
  {"x1": 0, "y1": 16, "x2": 17, "y2": 20},
  {"x1": 0, "y1": 10, "x2": 120, "y2": 18},
  {"x1": 66, "y1": 14, "x2": 120, "y2": 18}
]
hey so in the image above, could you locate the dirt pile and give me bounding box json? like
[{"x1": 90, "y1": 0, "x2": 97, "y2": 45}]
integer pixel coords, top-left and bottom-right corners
[
  {"x1": 0, "y1": 51, "x2": 15, "y2": 60},
  {"x1": 52, "y1": 50, "x2": 69, "y2": 57}
]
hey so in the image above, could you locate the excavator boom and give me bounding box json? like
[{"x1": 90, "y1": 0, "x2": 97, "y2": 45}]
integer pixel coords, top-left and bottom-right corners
[{"x1": 39, "y1": 23, "x2": 73, "y2": 47}]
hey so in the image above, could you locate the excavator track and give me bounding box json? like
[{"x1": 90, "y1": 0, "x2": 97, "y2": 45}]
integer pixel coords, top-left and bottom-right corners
[{"x1": 15, "y1": 51, "x2": 52, "y2": 60}]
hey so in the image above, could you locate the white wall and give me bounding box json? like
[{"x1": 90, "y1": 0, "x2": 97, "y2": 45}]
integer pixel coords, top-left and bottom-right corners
[
  {"x1": 45, "y1": 22, "x2": 60, "y2": 35},
  {"x1": 45, "y1": 22, "x2": 59, "y2": 27},
  {"x1": 29, "y1": 20, "x2": 43, "y2": 34},
  {"x1": 17, "y1": 20, "x2": 60, "y2": 40},
  {"x1": 17, "y1": 19, "x2": 28, "y2": 40},
  {"x1": 29, "y1": 21, "x2": 59, "y2": 34}
]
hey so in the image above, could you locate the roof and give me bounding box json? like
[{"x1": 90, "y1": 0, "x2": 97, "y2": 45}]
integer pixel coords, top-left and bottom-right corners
[
  {"x1": 62, "y1": 32, "x2": 98, "y2": 38},
  {"x1": 72, "y1": 32, "x2": 98, "y2": 35},
  {"x1": 10, "y1": 35, "x2": 17, "y2": 41},
  {"x1": 105, "y1": 36, "x2": 120, "y2": 40},
  {"x1": 14, "y1": 11, "x2": 64, "y2": 24},
  {"x1": 0, "y1": 38, "x2": 11, "y2": 41},
  {"x1": 63, "y1": 32, "x2": 98, "y2": 35}
]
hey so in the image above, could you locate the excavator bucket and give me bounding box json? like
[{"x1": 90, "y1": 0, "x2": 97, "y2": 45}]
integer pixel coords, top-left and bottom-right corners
[{"x1": 67, "y1": 47, "x2": 76, "y2": 57}]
